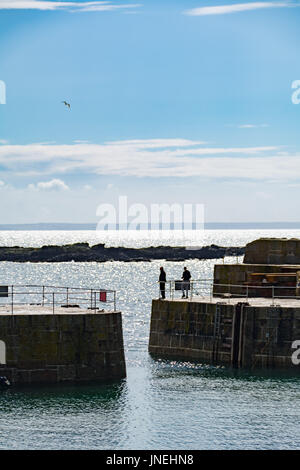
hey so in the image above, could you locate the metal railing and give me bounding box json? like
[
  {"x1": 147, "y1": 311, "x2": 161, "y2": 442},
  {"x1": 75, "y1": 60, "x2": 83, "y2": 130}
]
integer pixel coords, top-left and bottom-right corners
[
  {"x1": 158, "y1": 279, "x2": 213, "y2": 301},
  {"x1": 158, "y1": 279, "x2": 300, "y2": 305},
  {"x1": 0, "y1": 284, "x2": 117, "y2": 314},
  {"x1": 220, "y1": 255, "x2": 244, "y2": 265}
]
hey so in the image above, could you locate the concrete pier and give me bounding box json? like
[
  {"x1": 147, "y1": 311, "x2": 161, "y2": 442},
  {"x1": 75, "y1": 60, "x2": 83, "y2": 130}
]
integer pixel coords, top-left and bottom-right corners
[{"x1": 0, "y1": 306, "x2": 126, "y2": 384}]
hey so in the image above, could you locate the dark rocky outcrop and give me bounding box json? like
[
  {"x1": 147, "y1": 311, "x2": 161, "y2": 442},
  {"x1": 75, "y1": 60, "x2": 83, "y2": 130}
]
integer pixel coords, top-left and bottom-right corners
[{"x1": 0, "y1": 243, "x2": 245, "y2": 263}]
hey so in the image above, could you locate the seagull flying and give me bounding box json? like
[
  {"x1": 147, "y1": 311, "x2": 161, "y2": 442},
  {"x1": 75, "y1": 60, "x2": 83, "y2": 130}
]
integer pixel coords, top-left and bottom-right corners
[{"x1": 62, "y1": 101, "x2": 71, "y2": 109}]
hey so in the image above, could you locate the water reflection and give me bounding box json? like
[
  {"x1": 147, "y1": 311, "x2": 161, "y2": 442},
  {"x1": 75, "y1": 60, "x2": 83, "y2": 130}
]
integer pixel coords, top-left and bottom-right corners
[
  {"x1": 0, "y1": 381, "x2": 130, "y2": 449},
  {"x1": 1, "y1": 257, "x2": 300, "y2": 449},
  {"x1": 1, "y1": 358, "x2": 300, "y2": 449},
  {"x1": 150, "y1": 356, "x2": 300, "y2": 383}
]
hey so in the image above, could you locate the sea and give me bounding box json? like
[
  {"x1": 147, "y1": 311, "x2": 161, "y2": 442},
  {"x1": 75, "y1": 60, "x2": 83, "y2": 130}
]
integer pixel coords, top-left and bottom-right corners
[{"x1": 0, "y1": 228, "x2": 300, "y2": 450}]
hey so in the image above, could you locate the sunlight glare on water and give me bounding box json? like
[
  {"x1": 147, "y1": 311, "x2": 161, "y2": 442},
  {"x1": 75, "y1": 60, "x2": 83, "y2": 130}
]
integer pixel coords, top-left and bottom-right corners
[
  {"x1": 0, "y1": 230, "x2": 300, "y2": 449},
  {"x1": 0, "y1": 228, "x2": 299, "y2": 248}
]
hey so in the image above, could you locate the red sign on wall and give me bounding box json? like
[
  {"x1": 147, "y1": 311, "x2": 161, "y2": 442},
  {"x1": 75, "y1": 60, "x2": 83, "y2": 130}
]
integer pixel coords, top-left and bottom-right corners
[{"x1": 99, "y1": 291, "x2": 107, "y2": 302}]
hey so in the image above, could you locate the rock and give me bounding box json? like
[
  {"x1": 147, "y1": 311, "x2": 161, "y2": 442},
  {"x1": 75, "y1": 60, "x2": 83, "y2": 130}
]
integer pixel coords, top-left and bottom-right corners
[{"x1": 0, "y1": 243, "x2": 245, "y2": 263}]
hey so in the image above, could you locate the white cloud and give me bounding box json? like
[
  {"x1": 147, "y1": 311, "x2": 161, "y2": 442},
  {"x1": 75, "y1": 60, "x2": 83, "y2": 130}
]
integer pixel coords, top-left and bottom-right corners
[
  {"x1": 0, "y1": 180, "x2": 12, "y2": 190},
  {"x1": 77, "y1": 2, "x2": 141, "y2": 12},
  {"x1": 105, "y1": 138, "x2": 207, "y2": 148},
  {"x1": 28, "y1": 178, "x2": 70, "y2": 191},
  {"x1": 0, "y1": 0, "x2": 141, "y2": 11},
  {"x1": 255, "y1": 191, "x2": 272, "y2": 199},
  {"x1": 184, "y1": 2, "x2": 294, "y2": 16},
  {"x1": 0, "y1": 139, "x2": 289, "y2": 181},
  {"x1": 238, "y1": 124, "x2": 270, "y2": 128}
]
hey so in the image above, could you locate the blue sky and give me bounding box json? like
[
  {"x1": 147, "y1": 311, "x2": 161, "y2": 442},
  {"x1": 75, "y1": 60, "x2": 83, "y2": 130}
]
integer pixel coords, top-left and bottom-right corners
[{"x1": 1, "y1": 0, "x2": 300, "y2": 224}]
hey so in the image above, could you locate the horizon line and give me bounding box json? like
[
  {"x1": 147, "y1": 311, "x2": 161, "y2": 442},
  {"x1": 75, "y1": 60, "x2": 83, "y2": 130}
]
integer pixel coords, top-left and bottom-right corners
[{"x1": 0, "y1": 222, "x2": 299, "y2": 231}]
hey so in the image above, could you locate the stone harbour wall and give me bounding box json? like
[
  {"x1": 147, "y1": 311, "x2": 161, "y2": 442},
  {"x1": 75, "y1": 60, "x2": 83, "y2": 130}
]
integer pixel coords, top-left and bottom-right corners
[
  {"x1": 0, "y1": 312, "x2": 126, "y2": 384},
  {"x1": 244, "y1": 238, "x2": 300, "y2": 265},
  {"x1": 149, "y1": 300, "x2": 235, "y2": 365},
  {"x1": 213, "y1": 264, "x2": 300, "y2": 296},
  {"x1": 149, "y1": 299, "x2": 300, "y2": 370}
]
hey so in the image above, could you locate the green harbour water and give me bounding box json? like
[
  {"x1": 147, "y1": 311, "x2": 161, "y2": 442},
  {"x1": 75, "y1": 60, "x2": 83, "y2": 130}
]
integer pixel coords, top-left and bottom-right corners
[
  {"x1": 1, "y1": 362, "x2": 300, "y2": 449},
  {"x1": 0, "y1": 230, "x2": 300, "y2": 449}
]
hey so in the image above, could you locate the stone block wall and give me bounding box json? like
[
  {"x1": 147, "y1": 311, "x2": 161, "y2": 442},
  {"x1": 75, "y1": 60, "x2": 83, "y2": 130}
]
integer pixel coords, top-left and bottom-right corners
[
  {"x1": 0, "y1": 312, "x2": 126, "y2": 384},
  {"x1": 149, "y1": 299, "x2": 235, "y2": 365},
  {"x1": 213, "y1": 264, "x2": 300, "y2": 297},
  {"x1": 244, "y1": 238, "x2": 300, "y2": 264},
  {"x1": 149, "y1": 300, "x2": 300, "y2": 370},
  {"x1": 245, "y1": 305, "x2": 300, "y2": 368}
]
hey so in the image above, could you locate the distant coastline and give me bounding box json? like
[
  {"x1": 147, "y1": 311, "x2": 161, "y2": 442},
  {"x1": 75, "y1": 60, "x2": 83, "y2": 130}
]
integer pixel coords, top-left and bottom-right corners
[{"x1": 0, "y1": 222, "x2": 300, "y2": 231}]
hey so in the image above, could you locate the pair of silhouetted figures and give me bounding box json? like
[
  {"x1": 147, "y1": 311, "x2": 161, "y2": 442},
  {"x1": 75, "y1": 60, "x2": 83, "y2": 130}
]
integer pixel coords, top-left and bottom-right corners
[{"x1": 159, "y1": 266, "x2": 191, "y2": 300}]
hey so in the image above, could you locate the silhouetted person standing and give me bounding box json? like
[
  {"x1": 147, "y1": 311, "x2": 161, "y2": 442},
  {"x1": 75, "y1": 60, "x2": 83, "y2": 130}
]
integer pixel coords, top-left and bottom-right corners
[
  {"x1": 159, "y1": 267, "x2": 166, "y2": 299},
  {"x1": 181, "y1": 267, "x2": 191, "y2": 298}
]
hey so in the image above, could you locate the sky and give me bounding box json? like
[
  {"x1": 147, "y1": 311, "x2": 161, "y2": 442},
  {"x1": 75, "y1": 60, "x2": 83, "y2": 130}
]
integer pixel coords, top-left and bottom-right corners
[{"x1": 1, "y1": 0, "x2": 300, "y2": 224}]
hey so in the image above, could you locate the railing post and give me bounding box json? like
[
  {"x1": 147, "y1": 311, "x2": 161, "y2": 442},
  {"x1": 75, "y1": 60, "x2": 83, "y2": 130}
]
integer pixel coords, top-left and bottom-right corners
[
  {"x1": 11, "y1": 285, "x2": 14, "y2": 315},
  {"x1": 52, "y1": 292, "x2": 55, "y2": 314},
  {"x1": 114, "y1": 291, "x2": 116, "y2": 312},
  {"x1": 66, "y1": 287, "x2": 69, "y2": 307},
  {"x1": 42, "y1": 285, "x2": 45, "y2": 306},
  {"x1": 90, "y1": 289, "x2": 93, "y2": 310},
  {"x1": 246, "y1": 285, "x2": 249, "y2": 301},
  {"x1": 191, "y1": 281, "x2": 193, "y2": 300},
  {"x1": 94, "y1": 291, "x2": 97, "y2": 313}
]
